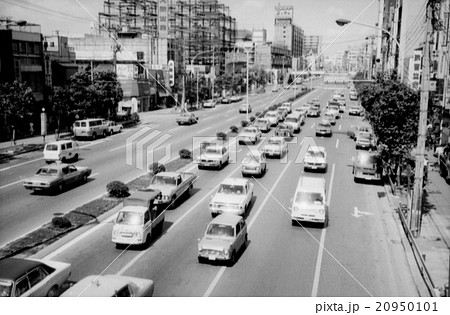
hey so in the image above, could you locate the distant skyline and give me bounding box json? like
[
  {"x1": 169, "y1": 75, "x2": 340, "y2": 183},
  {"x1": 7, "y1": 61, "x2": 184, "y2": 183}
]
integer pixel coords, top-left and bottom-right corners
[{"x1": 0, "y1": 0, "x2": 380, "y2": 56}]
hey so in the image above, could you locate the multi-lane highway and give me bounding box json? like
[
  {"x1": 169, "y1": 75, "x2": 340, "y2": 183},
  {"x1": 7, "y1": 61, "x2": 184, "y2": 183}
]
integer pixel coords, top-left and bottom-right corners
[{"x1": 21, "y1": 81, "x2": 419, "y2": 296}]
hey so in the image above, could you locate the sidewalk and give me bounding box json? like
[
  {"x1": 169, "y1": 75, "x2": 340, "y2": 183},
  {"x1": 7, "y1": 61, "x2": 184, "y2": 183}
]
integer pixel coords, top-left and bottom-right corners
[{"x1": 393, "y1": 150, "x2": 450, "y2": 296}]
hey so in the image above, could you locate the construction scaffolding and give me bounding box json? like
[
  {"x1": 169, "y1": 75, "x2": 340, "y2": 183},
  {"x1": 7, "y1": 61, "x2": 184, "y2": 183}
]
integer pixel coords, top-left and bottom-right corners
[
  {"x1": 98, "y1": 0, "x2": 159, "y2": 37},
  {"x1": 168, "y1": 0, "x2": 236, "y2": 73}
]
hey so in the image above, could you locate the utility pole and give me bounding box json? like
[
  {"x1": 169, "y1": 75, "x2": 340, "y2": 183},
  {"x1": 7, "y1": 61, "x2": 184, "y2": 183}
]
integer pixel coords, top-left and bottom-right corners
[{"x1": 411, "y1": 1, "x2": 433, "y2": 237}]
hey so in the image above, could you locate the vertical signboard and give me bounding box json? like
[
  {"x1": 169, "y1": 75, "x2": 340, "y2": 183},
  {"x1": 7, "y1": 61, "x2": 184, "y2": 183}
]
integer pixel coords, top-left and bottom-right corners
[{"x1": 158, "y1": 0, "x2": 168, "y2": 39}]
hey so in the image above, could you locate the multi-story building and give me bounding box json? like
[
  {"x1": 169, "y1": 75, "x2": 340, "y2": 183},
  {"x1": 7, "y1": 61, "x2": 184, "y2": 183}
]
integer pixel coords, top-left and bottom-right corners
[
  {"x1": 43, "y1": 33, "x2": 79, "y2": 89},
  {"x1": 381, "y1": 0, "x2": 402, "y2": 76},
  {"x1": 0, "y1": 20, "x2": 44, "y2": 101},
  {"x1": 303, "y1": 35, "x2": 323, "y2": 71},
  {"x1": 273, "y1": 4, "x2": 304, "y2": 70}
]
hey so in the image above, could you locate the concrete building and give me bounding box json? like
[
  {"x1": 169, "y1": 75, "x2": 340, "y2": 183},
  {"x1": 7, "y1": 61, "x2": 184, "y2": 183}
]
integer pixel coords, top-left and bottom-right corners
[
  {"x1": 273, "y1": 4, "x2": 304, "y2": 70},
  {"x1": 303, "y1": 35, "x2": 323, "y2": 71},
  {"x1": 253, "y1": 29, "x2": 267, "y2": 46},
  {"x1": 0, "y1": 20, "x2": 44, "y2": 102}
]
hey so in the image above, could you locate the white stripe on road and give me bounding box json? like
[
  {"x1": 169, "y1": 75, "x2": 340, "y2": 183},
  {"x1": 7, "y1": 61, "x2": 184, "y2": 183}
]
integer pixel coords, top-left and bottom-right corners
[
  {"x1": 339, "y1": 124, "x2": 342, "y2": 131},
  {"x1": 226, "y1": 117, "x2": 234, "y2": 122},
  {"x1": 0, "y1": 157, "x2": 44, "y2": 172},
  {"x1": 116, "y1": 164, "x2": 242, "y2": 277},
  {"x1": 311, "y1": 123, "x2": 315, "y2": 129},
  {"x1": 197, "y1": 127, "x2": 212, "y2": 134},
  {"x1": 0, "y1": 178, "x2": 24, "y2": 189},
  {"x1": 311, "y1": 163, "x2": 335, "y2": 297},
  {"x1": 336, "y1": 138, "x2": 339, "y2": 149},
  {"x1": 203, "y1": 161, "x2": 292, "y2": 297}
]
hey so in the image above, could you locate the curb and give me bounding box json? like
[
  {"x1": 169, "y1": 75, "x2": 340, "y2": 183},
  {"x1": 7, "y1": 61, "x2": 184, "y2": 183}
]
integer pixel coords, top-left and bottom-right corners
[{"x1": 383, "y1": 182, "x2": 432, "y2": 296}]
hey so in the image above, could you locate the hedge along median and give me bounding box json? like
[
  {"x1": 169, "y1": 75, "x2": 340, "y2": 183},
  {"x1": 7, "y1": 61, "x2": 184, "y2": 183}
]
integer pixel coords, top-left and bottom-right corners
[{"x1": 0, "y1": 156, "x2": 192, "y2": 260}]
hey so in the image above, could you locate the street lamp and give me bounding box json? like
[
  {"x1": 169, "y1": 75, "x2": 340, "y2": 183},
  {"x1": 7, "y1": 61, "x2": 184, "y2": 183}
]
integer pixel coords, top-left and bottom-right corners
[
  {"x1": 191, "y1": 47, "x2": 215, "y2": 109},
  {"x1": 243, "y1": 47, "x2": 252, "y2": 122},
  {"x1": 336, "y1": 18, "x2": 403, "y2": 80}
]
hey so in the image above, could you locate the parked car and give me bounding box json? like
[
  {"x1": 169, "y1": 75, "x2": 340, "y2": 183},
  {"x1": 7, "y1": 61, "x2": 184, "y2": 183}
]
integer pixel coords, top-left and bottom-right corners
[
  {"x1": 23, "y1": 163, "x2": 91, "y2": 194},
  {"x1": 176, "y1": 112, "x2": 198, "y2": 125},
  {"x1": 262, "y1": 136, "x2": 288, "y2": 158},
  {"x1": 106, "y1": 121, "x2": 123, "y2": 135},
  {"x1": 209, "y1": 178, "x2": 254, "y2": 217},
  {"x1": 239, "y1": 103, "x2": 252, "y2": 113},
  {"x1": 275, "y1": 123, "x2": 294, "y2": 138},
  {"x1": 303, "y1": 146, "x2": 327, "y2": 172},
  {"x1": 315, "y1": 121, "x2": 332, "y2": 137},
  {"x1": 221, "y1": 97, "x2": 232, "y2": 104},
  {"x1": 348, "y1": 106, "x2": 364, "y2": 116},
  {"x1": 241, "y1": 151, "x2": 267, "y2": 177},
  {"x1": 0, "y1": 257, "x2": 71, "y2": 297},
  {"x1": 272, "y1": 86, "x2": 280, "y2": 92},
  {"x1": 203, "y1": 99, "x2": 217, "y2": 108},
  {"x1": 60, "y1": 275, "x2": 154, "y2": 297},
  {"x1": 230, "y1": 95, "x2": 242, "y2": 103},
  {"x1": 195, "y1": 144, "x2": 230, "y2": 169},
  {"x1": 238, "y1": 126, "x2": 262, "y2": 144},
  {"x1": 283, "y1": 85, "x2": 291, "y2": 90},
  {"x1": 253, "y1": 118, "x2": 271, "y2": 133},
  {"x1": 43, "y1": 140, "x2": 79, "y2": 164},
  {"x1": 73, "y1": 118, "x2": 108, "y2": 140},
  {"x1": 147, "y1": 172, "x2": 197, "y2": 209},
  {"x1": 198, "y1": 214, "x2": 248, "y2": 266}
]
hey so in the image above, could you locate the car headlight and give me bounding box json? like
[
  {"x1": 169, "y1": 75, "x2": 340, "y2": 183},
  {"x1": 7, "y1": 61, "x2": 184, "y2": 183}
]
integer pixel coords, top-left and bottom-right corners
[
  {"x1": 293, "y1": 206, "x2": 299, "y2": 212},
  {"x1": 223, "y1": 247, "x2": 230, "y2": 255},
  {"x1": 319, "y1": 210, "x2": 325, "y2": 215},
  {"x1": 162, "y1": 195, "x2": 170, "y2": 201},
  {"x1": 198, "y1": 244, "x2": 203, "y2": 251},
  {"x1": 209, "y1": 203, "x2": 214, "y2": 208},
  {"x1": 133, "y1": 232, "x2": 141, "y2": 238},
  {"x1": 256, "y1": 167, "x2": 260, "y2": 171},
  {"x1": 240, "y1": 205, "x2": 244, "y2": 210},
  {"x1": 113, "y1": 230, "x2": 118, "y2": 237}
]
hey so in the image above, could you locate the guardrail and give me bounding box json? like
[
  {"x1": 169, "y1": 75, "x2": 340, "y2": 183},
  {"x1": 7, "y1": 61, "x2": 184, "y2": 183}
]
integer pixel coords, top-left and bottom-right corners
[{"x1": 397, "y1": 201, "x2": 440, "y2": 297}]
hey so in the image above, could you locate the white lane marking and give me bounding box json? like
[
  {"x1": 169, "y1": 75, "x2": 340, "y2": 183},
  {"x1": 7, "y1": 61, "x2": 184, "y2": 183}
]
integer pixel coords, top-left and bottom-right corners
[
  {"x1": 311, "y1": 123, "x2": 315, "y2": 129},
  {"x1": 339, "y1": 124, "x2": 342, "y2": 131},
  {"x1": 336, "y1": 138, "x2": 339, "y2": 149},
  {"x1": 204, "y1": 161, "x2": 292, "y2": 297},
  {"x1": 116, "y1": 164, "x2": 242, "y2": 276},
  {"x1": 90, "y1": 172, "x2": 99, "y2": 177},
  {"x1": 311, "y1": 163, "x2": 335, "y2": 297},
  {"x1": 110, "y1": 144, "x2": 126, "y2": 152},
  {"x1": 226, "y1": 117, "x2": 234, "y2": 122},
  {"x1": 198, "y1": 127, "x2": 212, "y2": 134},
  {"x1": 0, "y1": 157, "x2": 44, "y2": 172},
  {"x1": 0, "y1": 178, "x2": 24, "y2": 189},
  {"x1": 79, "y1": 140, "x2": 105, "y2": 149}
]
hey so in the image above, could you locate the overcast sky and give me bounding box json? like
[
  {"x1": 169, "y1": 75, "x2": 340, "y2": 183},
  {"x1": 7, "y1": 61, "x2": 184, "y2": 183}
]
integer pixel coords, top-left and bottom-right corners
[{"x1": 0, "y1": 0, "x2": 381, "y2": 56}]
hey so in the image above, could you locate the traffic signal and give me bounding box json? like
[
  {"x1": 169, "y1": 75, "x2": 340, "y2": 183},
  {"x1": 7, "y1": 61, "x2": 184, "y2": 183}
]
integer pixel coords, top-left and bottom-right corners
[{"x1": 168, "y1": 60, "x2": 175, "y2": 87}]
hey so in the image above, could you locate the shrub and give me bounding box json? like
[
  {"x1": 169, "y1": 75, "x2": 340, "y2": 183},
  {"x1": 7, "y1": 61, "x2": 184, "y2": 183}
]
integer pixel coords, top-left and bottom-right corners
[
  {"x1": 179, "y1": 148, "x2": 192, "y2": 159},
  {"x1": 52, "y1": 216, "x2": 72, "y2": 229},
  {"x1": 255, "y1": 112, "x2": 262, "y2": 118},
  {"x1": 106, "y1": 181, "x2": 130, "y2": 198},
  {"x1": 217, "y1": 132, "x2": 228, "y2": 141},
  {"x1": 148, "y1": 162, "x2": 166, "y2": 175},
  {"x1": 229, "y1": 125, "x2": 239, "y2": 133},
  {"x1": 241, "y1": 120, "x2": 249, "y2": 127},
  {"x1": 249, "y1": 116, "x2": 256, "y2": 122}
]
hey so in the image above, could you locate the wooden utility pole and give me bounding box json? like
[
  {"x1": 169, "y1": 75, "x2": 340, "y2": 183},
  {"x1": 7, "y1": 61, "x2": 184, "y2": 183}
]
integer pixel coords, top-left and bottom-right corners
[{"x1": 411, "y1": 1, "x2": 433, "y2": 237}]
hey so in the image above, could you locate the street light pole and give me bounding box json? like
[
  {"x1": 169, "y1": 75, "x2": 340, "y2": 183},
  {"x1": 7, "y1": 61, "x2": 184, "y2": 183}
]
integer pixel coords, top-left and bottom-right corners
[
  {"x1": 244, "y1": 47, "x2": 251, "y2": 122},
  {"x1": 336, "y1": 19, "x2": 403, "y2": 81},
  {"x1": 191, "y1": 47, "x2": 215, "y2": 109}
]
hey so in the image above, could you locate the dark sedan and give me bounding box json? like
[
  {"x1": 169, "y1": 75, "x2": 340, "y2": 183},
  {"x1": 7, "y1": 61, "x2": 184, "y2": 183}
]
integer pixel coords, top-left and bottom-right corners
[{"x1": 23, "y1": 162, "x2": 92, "y2": 194}]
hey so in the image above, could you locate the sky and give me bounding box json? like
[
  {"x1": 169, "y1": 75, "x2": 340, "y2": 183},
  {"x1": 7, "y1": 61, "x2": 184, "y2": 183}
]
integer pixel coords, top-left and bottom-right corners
[{"x1": 0, "y1": 0, "x2": 381, "y2": 57}]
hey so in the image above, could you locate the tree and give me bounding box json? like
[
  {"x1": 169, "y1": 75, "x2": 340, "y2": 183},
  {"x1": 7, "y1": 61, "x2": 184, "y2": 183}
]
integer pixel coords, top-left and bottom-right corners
[
  {"x1": 356, "y1": 73, "x2": 420, "y2": 170},
  {"x1": 51, "y1": 86, "x2": 71, "y2": 130},
  {"x1": 0, "y1": 80, "x2": 36, "y2": 138},
  {"x1": 69, "y1": 70, "x2": 123, "y2": 119}
]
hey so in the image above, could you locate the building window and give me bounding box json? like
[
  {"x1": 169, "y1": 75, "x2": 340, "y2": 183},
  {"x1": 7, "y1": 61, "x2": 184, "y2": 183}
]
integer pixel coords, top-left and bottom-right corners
[
  {"x1": 137, "y1": 51, "x2": 144, "y2": 60},
  {"x1": 49, "y1": 42, "x2": 55, "y2": 47},
  {"x1": 414, "y1": 64, "x2": 420, "y2": 71}
]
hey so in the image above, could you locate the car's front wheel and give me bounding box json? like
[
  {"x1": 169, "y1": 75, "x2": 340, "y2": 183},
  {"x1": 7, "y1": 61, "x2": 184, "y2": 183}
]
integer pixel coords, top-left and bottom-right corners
[
  {"x1": 46, "y1": 286, "x2": 58, "y2": 297},
  {"x1": 228, "y1": 250, "x2": 236, "y2": 267}
]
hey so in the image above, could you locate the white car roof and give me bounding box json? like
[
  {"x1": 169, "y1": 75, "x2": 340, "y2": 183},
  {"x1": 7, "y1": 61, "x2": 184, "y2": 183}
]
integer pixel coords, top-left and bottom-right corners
[{"x1": 221, "y1": 177, "x2": 249, "y2": 186}]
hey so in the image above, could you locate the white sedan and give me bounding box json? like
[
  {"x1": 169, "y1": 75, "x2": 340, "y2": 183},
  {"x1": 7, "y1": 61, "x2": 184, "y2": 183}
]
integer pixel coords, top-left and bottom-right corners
[
  {"x1": 238, "y1": 126, "x2": 261, "y2": 145},
  {"x1": 262, "y1": 136, "x2": 288, "y2": 158},
  {"x1": 106, "y1": 121, "x2": 123, "y2": 134}
]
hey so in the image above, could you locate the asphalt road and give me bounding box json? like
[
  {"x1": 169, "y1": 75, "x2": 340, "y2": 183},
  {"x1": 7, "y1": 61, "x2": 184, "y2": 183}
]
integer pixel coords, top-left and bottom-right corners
[
  {"x1": 31, "y1": 82, "x2": 418, "y2": 296},
  {"x1": 0, "y1": 85, "x2": 304, "y2": 247}
]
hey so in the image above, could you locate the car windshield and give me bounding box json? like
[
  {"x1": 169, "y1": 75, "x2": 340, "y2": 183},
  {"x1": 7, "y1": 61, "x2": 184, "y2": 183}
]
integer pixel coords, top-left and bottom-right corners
[
  {"x1": 306, "y1": 150, "x2": 325, "y2": 158},
  {"x1": 0, "y1": 281, "x2": 13, "y2": 297},
  {"x1": 355, "y1": 153, "x2": 379, "y2": 165},
  {"x1": 266, "y1": 113, "x2": 276, "y2": 118},
  {"x1": 285, "y1": 117, "x2": 297, "y2": 123},
  {"x1": 294, "y1": 191, "x2": 324, "y2": 205},
  {"x1": 255, "y1": 119, "x2": 267, "y2": 124},
  {"x1": 318, "y1": 123, "x2": 330, "y2": 128},
  {"x1": 151, "y1": 176, "x2": 176, "y2": 185},
  {"x1": 268, "y1": 138, "x2": 282, "y2": 145},
  {"x1": 351, "y1": 107, "x2": 359, "y2": 110},
  {"x1": 218, "y1": 184, "x2": 245, "y2": 195},
  {"x1": 204, "y1": 148, "x2": 222, "y2": 155},
  {"x1": 243, "y1": 128, "x2": 256, "y2": 133},
  {"x1": 45, "y1": 144, "x2": 58, "y2": 151},
  {"x1": 116, "y1": 211, "x2": 143, "y2": 225},
  {"x1": 242, "y1": 154, "x2": 260, "y2": 164},
  {"x1": 36, "y1": 168, "x2": 58, "y2": 176},
  {"x1": 206, "y1": 223, "x2": 234, "y2": 238}
]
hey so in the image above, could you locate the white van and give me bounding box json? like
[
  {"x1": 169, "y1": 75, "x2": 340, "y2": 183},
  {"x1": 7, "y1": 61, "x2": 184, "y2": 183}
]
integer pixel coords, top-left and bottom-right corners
[
  {"x1": 284, "y1": 112, "x2": 303, "y2": 133},
  {"x1": 73, "y1": 118, "x2": 108, "y2": 140},
  {"x1": 291, "y1": 176, "x2": 328, "y2": 227},
  {"x1": 43, "y1": 140, "x2": 79, "y2": 163}
]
